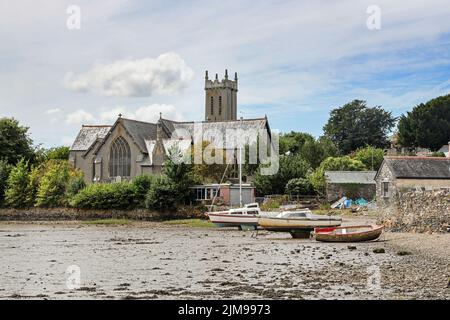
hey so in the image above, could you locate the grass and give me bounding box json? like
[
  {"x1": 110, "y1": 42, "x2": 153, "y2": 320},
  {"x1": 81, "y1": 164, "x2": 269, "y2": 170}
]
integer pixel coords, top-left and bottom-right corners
[
  {"x1": 81, "y1": 218, "x2": 132, "y2": 225},
  {"x1": 162, "y1": 218, "x2": 213, "y2": 228}
]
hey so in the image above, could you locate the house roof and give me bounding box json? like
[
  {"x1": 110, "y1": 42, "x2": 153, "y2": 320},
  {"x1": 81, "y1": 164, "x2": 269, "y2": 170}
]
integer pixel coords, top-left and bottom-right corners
[
  {"x1": 325, "y1": 171, "x2": 377, "y2": 184},
  {"x1": 70, "y1": 125, "x2": 111, "y2": 151},
  {"x1": 381, "y1": 156, "x2": 450, "y2": 179},
  {"x1": 438, "y1": 144, "x2": 449, "y2": 156}
]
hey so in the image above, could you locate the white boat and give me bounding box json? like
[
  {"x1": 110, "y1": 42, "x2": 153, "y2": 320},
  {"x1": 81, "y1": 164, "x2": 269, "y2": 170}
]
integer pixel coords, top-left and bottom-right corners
[
  {"x1": 207, "y1": 203, "x2": 261, "y2": 230},
  {"x1": 258, "y1": 209, "x2": 342, "y2": 238}
]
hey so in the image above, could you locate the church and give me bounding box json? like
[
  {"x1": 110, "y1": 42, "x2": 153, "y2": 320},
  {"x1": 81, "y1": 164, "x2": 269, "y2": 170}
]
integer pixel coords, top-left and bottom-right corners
[{"x1": 69, "y1": 71, "x2": 272, "y2": 188}]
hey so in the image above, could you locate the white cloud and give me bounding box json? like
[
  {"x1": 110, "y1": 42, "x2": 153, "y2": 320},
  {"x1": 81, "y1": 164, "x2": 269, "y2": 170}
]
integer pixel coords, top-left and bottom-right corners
[
  {"x1": 66, "y1": 110, "x2": 95, "y2": 125},
  {"x1": 100, "y1": 104, "x2": 184, "y2": 123},
  {"x1": 64, "y1": 53, "x2": 194, "y2": 97},
  {"x1": 44, "y1": 108, "x2": 61, "y2": 114}
]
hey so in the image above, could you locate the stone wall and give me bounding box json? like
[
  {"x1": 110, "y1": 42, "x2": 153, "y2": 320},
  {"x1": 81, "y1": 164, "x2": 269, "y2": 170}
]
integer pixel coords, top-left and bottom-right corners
[
  {"x1": 0, "y1": 207, "x2": 204, "y2": 221},
  {"x1": 379, "y1": 189, "x2": 450, "y2": 233},
  {"x1": 325, "y1": 183, "x2": 375, "y2": 202}
]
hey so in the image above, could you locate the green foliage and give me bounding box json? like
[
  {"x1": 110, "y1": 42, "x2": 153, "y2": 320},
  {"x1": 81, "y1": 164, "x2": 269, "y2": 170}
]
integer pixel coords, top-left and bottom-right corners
[
  {"x1": 192, "y1": 141, "x2": 229, "y2": 183},
  {"x1": 279, "y1": 132, "x2": 315, "y2": 155},
  {"x1": 164, "y1": 148, "x2": 197, "y2": 204},
  {"x1": 285, "y1": 178, "x2": 314, "y2": 195},
  {"x1": 35, "y1": 161, "x2": 72, "y2": 207},
  {"x1": 70, "y1": 182, "x2": 137, "y2": 210},
  {"x1": 253, "y1": 155, "x2": 311, "y2": 196},
  {"x1": 132, "y1": 174, "x2": 156, "y2": 207},
  {"x1": 0, "y1": 160, "x2": 13, "y2": 206},
  {"x1": 397, "y1": 94, "x2": 450, "y2": 150},
  {"x1": 0, "y1": 118, "x2": 34, "y2": 165},
  {"x1": 309, "y1": 156, "x2": 367, "y2": 194},
  {"x1": 66, "y1": 175, "x2": 86, "y2": 199},
  {"x1": 352, "y1": 146, "x2": 385, "y2": 171},
  {"x1": 45, "y1": 146, "x2": 70, "y2": 160},
  {"x1": 323, "y1": 100, "x2": 396, "y2": 155},
  {"x1": 429, "y1": 152, "x2": 446, "y2": 157},
  {"x1": 5, "y1": 159, "x2": 31, "y2": 208},
  {"x1": 145, "y1": 176, "x2": 177, "y2": 211}
]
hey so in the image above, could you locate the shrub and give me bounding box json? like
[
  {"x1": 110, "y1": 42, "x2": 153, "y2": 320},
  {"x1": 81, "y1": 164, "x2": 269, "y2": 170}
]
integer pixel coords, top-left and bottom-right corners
[
  {"x1": 5, "y1": 159, "x2": 31, "y2": 208},
  {"x1": 132, "y1": 174, "x2": 156, "y2": 207},
  {"x1": 66, "y1": 175, "x2": 86, "y2": 199},
  {"x1": 352, "y1": 146, "x2": 385, "y2": 171},
  {"x1": 285, "y1": 178, "x2": 314, "y2": 195},
  {"x1": 71, "y1": 182, "x2": 137, "y2": 210},
  {"x1": 35, "y1": 161, "x2": 72, "y2": 207},
  {"x1": 0, "y1": 160, "x2": 12, "y2": 206},
  {"x1": 145, "y1": 176, "x2": 177, "y2": 211}
]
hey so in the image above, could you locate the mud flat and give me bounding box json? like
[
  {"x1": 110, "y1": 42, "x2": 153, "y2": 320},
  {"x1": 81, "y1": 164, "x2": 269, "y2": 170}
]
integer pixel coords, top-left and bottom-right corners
[{"x1": 0, "y1": 219, "x2": 448, "y2": 300}]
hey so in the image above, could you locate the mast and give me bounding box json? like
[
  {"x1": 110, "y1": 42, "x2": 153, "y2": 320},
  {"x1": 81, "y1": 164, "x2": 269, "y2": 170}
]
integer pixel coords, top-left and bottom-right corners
[{"x1": 239, "y1": 116, "x2": 243, "y2": 207}]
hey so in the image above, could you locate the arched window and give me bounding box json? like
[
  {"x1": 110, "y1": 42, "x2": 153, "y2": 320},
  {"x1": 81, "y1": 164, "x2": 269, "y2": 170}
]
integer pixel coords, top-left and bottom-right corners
[
  {"x1": 210, "y1": 96, "x2": 214, "y2": 115},
  {"x1": 109, "y1": 136, "x2": 131, "y2": 177},
  {"x1": 219, "y1": 96, "x2": 222, "y2": 115}
]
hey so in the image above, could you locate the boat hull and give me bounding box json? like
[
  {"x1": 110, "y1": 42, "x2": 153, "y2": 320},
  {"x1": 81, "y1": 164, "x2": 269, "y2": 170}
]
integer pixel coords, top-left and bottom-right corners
[
  {"x1": 313, "y1": 225, "x2": 384, "y2": 242},
  {"x1": 207, "y1": 212, "x2": 259, "y2": 228},
  {"x1": 258, "y1": 217, "x2": 342, "y2": 231}
]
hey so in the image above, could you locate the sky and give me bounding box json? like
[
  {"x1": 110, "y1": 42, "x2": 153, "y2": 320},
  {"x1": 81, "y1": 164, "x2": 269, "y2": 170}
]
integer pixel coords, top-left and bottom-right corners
[{"x1": 1, "y1": 0, "x2": 450, "y2": 148}]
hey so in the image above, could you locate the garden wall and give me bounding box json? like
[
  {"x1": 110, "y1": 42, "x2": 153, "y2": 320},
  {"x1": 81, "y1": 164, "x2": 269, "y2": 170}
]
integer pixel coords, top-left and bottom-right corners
[{"x1": 379, "y1": 189, "x2": 450, "y2": 233}]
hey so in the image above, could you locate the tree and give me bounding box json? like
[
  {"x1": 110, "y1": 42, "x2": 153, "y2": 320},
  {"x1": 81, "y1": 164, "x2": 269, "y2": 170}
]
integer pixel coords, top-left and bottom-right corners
[
  {"x1": 5, "y1": 159, "x2": 31, "y2": 208},
  {"x1": 323, "y1": 100, "x2": 396, "y2": 155},
  {"x1": 309, "y1": 156, "x2": 367, "y2": 194},
  {"x1": 192, "y1": 141, "x2": 230, "y2": 183},
  {"x1": 253, "y1": 155, "x2": 311, "y2": 196},
  {"x1": 0, "y1": 160, "x2": 12, "y2": 206},
  {"x1": 352, "y1": 146, "x2": 385, "y2": 171},
  {"x1": 285, "y1": 178, "x2": 314, "y2": 195},
  {"x1": 397, "y1": 94, "x2": 450, "y2": 150},
  {"x1": 145, "y1": 176, "x2": 177, "y2": 211},
  {"x1": 0, "y1": 118, "x2": 34, "y2": 165},
  {"x1": 45, "y1": 146, "x2": 70, "y2": 160},
  {"x1": 279, "y1": 132, "x2": 315, "y2": 155},
  {"x1": 35, "y1": 161, "x2": 72, "y2": 207},
  {"x1": 163, "y1": 147, "x2": 197, "y2": 204}
]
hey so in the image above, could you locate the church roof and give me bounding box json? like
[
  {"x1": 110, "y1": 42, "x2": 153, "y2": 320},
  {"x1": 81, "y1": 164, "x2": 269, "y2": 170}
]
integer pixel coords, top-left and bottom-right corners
[
  {"x1": 70, "y1": 125, "x2": 111, "y2": 151},
  {"x1": 120, "y1": 118, "x2": 157, "y2": 152}
]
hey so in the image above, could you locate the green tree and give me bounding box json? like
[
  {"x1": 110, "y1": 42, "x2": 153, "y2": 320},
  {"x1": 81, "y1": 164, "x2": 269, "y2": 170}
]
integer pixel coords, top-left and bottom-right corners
[
  {"x1": 352, "y1": 146, "x2": 385, "y2": 171},
  {"x1": 145, "y1": 176, "x2": 177, "y2": 211},
  {"x1": 309, "y1": 156, "x2": 367, "y2": 194},
  {"x1": 285, "y1": 178, "x2": 314, "y2": 195},
  {"x1": 0, "y1": 118, "x2": 34, "y2": 165},
  {"x1": 397, "y1": 94, "x2": 450, "y2": 150},
  {"x1": 192, "y1": 141, "x2": 229, "y2": 183},
  {"x1": 5, "y1": 159, "x2": 31, "y2": 208},
  {"x1": 279, "y1": 132, "x2": 314, "y2": 155},
  {"x1": 35, "y1": 161, "x2": 71, "y2": 207},
  {"x1": 0, "y1": 160, "x2": 13, "y2": 206},
  {"x1": 253, "y1": 155, "x2": 311, "y2": 196},
  {"x1": 323, "y1": 100, "x2": 396, "y2": 155},
  {"x1": 45, "y1": 146, "x2": 70, "y2": 160},
  {"x1": 132, "y1": 174, "x2": 156, "y2": 207}
]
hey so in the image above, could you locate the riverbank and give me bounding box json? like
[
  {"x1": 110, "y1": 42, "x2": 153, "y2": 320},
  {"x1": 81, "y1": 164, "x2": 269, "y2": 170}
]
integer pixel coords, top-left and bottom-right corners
[{"x1": 0, "y1": 218, "x2": 448, "y2": 300}]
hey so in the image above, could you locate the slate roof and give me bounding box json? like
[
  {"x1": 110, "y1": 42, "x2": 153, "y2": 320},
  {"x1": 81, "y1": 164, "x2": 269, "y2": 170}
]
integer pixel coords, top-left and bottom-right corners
[
  {"x1": 382, "y1": 156, "x2": 450, "y2": 179},
  {"x1": 70, "y1": 125, "x2": 111, "y2": 151},
  {"x1": 120, "y1": 118, "x2": 157, "y2": 152},
  {"x1": 325, "y1": 171, "x2": 377, "y2": 184},
  {"x1": 438, "y1": 144, "x2": 449, "y2": 156}
]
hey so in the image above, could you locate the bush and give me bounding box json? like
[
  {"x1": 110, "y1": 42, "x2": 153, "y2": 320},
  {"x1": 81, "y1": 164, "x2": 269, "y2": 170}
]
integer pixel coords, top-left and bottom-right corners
[
  {"x1": 5, "y1": 159, "x2": 31, "y2": 208},
  {"x1": 145, "y1": 176, "x2": 177, "y2": 211},
  {"x1": 352, "y1": 146, "x2": 385, "y2": 171},
  {"x1": 132, "y1": 174, "x2": 156, "y2": 207},
  {"x1": 0, "y1": 160, "x2": 12, "y2": 206},
  {"x1": 71, "y1": 182, "x2": 137, "y2": 210},
  {"x1": 285, "y1": 178, "x2": 314, "y2": 195},
  {"x1": 66, "y1": 175, "x2": 86, "y2": 199},
  {"x1": 35, "y1": 161, "x2": 72, "y2": 207}
]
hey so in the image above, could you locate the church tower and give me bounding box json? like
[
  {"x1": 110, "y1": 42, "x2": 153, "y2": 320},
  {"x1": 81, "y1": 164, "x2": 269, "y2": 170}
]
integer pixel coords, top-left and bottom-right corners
[{"x1": 204, "y1": 70, "x2": 238, "y2": 121}]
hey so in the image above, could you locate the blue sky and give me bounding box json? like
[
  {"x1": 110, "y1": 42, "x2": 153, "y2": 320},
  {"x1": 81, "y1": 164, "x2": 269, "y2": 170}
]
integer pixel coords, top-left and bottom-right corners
[{"x1": 1, "y1": 0, "x2": 450, "y2": 148}]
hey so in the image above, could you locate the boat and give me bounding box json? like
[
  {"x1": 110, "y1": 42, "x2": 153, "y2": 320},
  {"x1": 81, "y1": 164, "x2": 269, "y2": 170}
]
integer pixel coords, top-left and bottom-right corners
[
  {"x1": 258, "y1": 210, "x2": 342, "y2": 238},
  {"x1": 207, "y1": 203, "x2": 261, "y2": 229},
  {"x1": 312, "y1": 225, "x2": 384, "y2": 242}
]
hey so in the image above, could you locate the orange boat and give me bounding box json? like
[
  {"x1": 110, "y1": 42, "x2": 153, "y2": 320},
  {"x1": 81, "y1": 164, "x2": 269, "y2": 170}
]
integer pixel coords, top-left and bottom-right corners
[{"x1": 312, "y1": 225, "x2": 384, "y2": 242}]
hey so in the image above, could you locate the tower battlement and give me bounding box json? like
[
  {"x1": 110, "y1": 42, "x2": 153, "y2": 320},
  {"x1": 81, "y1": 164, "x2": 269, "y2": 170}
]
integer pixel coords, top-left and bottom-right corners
[{"x1": 204, "y1": 70, "x2": 238, "y2": 121}]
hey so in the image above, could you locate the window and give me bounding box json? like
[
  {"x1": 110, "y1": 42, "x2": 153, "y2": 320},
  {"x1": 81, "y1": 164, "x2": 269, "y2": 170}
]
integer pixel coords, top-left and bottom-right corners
[
  {"x1": 210, "y1": 97, "x2": 214, "y2": 115},
  {"x1": 382, "y1": 182, "x2": 389, "y2": 197},
  {"x1": 194, "y1": 187, "x2": 219, "y2": 200},
  {"x1": 218, "y1": 96, "x2": 222, "y2": 115},
  {"x1": 109, "y1": 136, "x2": 131, "y2": 177}
]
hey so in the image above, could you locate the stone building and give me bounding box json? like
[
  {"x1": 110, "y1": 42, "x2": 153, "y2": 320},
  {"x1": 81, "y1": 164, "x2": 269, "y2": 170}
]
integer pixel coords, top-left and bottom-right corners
[
  {"x1": 375, "y1": 156, "x2": 450, "y2": 208},
  {"x1": 69, "y1": 71, "x2": 272, "y2": 184},
  {"x1": 324, "y1": 171, "x2": 377, "y2": 202}
]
